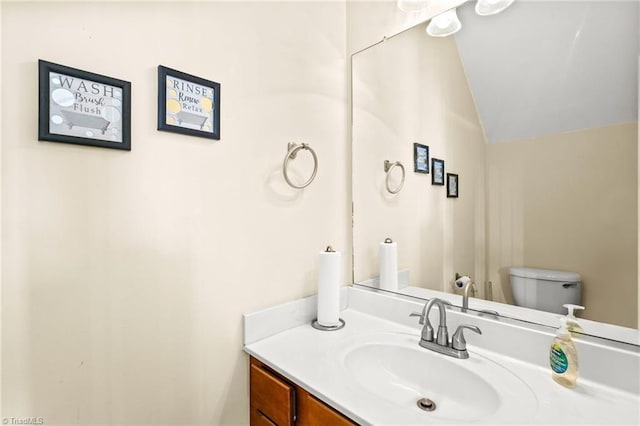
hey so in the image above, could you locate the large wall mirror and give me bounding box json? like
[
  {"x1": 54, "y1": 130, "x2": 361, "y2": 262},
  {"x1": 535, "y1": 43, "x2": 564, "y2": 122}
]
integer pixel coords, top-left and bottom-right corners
[{"x1": 352, "y1": 0, "x2": 639, "y2": 342}]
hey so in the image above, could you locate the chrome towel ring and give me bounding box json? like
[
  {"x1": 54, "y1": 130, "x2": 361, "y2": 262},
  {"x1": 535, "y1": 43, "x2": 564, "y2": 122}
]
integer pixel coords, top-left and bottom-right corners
[
  {"x1": 384, "y1": 160, "x2": 405, "y2": 194},
  {"x1": 283, "y1": 142, "x2": 318, "y2": 189}
]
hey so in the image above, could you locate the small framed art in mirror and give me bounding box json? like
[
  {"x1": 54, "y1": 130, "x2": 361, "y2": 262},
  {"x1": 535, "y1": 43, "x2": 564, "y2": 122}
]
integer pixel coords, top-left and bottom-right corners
[
  {"x1": 432, "y1": 158, "x2": 444, "y2": 185},
  {"x1": 447, "y1": 173, "x2": 459, "y2": 198},
  {"x1": 413, "y1": 143, "x2": 429, "y2": 173}
]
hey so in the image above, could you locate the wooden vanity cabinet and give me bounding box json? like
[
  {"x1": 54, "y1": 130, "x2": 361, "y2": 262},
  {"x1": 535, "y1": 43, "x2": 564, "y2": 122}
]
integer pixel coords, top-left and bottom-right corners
[{"x1": 249, "y1": 356, "x2": 356, "y2": 426}]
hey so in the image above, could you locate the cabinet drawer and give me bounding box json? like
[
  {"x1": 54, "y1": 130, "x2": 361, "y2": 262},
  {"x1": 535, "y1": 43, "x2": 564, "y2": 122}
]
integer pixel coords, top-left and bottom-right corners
[
  {"x1": 250, "y1": 407, "x2": 277, "y2": 426},
  {"x1": 250, "y1": 359, "x2": 294, "y2": 426},
  {"x1": 297, "y1": 388, "x2": 356, "y2": 426}
]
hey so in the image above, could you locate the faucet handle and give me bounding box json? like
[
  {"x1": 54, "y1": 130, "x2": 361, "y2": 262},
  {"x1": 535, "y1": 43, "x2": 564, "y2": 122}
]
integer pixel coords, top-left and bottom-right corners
[
  {"x1": 409, "y1": 312, "x2": 425, "y2": 325},
  {"x1": 452, "y1": 325, "x2": 482, "y2": 351},
  {"x1": 478, "y1": 309, "x2": 499, "y2": 318},
  {"x1": 410, "y1": 311, "x2": 433, "y2": 340}
]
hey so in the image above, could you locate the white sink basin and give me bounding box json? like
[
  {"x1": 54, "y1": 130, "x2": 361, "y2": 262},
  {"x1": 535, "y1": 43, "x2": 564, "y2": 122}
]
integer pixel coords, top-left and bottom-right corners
[{"x1": 339, "y1": 331, "x2": 538, "y2": 422}]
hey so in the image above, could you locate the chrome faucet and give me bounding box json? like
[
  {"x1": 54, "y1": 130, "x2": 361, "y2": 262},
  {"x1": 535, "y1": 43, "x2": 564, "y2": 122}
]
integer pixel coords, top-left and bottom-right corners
[
  {"x1": 460, "y1": 279, "x2": 500, "y2": 318},
  {"x1": 410, "y1": 297, "x2": 482, "y2": 359},
  {"x1": 461, "y1": 280, "x2": 475, "y2": 313}
]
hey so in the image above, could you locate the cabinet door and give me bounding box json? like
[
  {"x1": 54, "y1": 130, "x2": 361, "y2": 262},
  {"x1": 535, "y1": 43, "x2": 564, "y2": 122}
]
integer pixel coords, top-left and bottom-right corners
[
  {"x1": 250, "y1": 358, "x2": 295, "y2": 426},
  {"x1": 296, "y1": 388, "x2": 356, "y2": 426}
]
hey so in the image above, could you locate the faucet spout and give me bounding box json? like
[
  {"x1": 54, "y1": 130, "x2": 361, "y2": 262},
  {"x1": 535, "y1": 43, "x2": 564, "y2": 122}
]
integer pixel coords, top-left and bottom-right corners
[
  {"x1": 423, "y1": 298, "x2": 449, "y2": 346},
  {"x1": 462, "y1": 280, "x2": 476, "y2": 312}
]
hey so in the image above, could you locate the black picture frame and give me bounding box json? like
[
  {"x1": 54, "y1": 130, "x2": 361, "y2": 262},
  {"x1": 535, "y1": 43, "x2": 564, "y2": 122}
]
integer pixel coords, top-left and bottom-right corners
[
  {"x1": 447, "y1": 173, "x2": 459, "y2": 198},
  {"x1": 432, "y1": 158, "x2": 445, "y2": 185},
  {"x1": 413, "y1": 143, "x2": 429, "y2": 174},
  {"x1": 157, "y1": 65, "x2": 220, "y2": 140},
  {"x1": 38, "y1": 60, "x2": 131, "y2": 150}
]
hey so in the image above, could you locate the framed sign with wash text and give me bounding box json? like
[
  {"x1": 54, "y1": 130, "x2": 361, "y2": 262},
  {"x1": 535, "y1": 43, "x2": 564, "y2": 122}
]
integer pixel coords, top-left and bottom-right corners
[
  {"x1": 38, "y1": 60, "x2": 131, "y2": 150},
  {"x1": 157, "y1": 65, "x2": 220, "y2": 140}
]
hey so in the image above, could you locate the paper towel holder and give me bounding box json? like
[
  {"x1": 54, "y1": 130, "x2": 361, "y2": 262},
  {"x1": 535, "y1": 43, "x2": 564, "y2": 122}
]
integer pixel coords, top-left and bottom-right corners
[{"x1": 312, "y1": 245, "x2": 346, "y2": 331}]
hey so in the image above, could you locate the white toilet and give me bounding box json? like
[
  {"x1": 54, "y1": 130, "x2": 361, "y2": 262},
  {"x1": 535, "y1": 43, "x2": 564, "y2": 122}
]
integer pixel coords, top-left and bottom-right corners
[{"x1": 509, "y1": 267, "x2": 582, "y2": 314}]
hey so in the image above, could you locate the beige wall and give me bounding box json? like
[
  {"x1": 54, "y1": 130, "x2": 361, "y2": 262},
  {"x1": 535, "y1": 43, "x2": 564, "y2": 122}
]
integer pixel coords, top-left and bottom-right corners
[
  {"x1": 486, "y1": 123, "x2": 638, "y2": 328},
  {"x1": 352, "y1": 23, "x2": 486, "y2": 292},
  {"x1": 1, "y1": 2, "x2": 348, "y2": 425}
]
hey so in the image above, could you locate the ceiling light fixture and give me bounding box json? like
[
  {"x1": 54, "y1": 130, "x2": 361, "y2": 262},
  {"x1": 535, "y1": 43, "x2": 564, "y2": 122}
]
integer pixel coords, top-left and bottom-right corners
[
  {"x1": 475, "y1": 0, "x2": 515, "y2": 16},
  {"x1": 397, "y1": 0, "x2": 429, "y2": 13},
  {"x1": 425, "y1": 8, "x2": 462, "y2": 37},
  {"x1": 403, "y1": 0, "x2": 516, "y2": 38}
]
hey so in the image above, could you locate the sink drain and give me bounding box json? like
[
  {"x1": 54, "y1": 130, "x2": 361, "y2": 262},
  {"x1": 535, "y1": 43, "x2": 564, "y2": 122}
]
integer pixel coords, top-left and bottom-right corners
[{"x1": 417, "y1": 398, "x2": 436, "y2": 412}]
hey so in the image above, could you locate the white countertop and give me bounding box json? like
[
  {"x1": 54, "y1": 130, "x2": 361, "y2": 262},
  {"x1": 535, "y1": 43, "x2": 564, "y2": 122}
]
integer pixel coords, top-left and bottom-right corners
[{"x1": 243, "y1": 288, "x2": 640, "y2": 425}]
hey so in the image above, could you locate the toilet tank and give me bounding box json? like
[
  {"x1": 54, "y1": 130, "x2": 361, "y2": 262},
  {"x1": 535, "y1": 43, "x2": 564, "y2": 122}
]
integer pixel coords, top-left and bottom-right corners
[{"x1": 509, "y1": 267, "x2": 582, "y2": 314}]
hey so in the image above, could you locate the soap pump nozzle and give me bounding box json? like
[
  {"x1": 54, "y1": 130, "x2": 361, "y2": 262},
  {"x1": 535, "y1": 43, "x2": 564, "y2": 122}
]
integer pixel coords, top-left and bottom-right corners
[
  {"x1": 562, "y1": 304, "x2": 585, "y2": 334},
  {"x1": 556, "y1": 317, "x2": 571, "y2": 338}
]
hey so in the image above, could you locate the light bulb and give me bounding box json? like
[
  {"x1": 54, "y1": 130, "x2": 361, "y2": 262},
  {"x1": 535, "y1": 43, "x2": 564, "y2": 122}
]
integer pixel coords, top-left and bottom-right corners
[
  {"x1": 426, "y1": 9, "x2": 462, "y2": 37},
  {"x1": 397, "y1": 0, "x2": 428, "y2": 13},
  {"x1": 475, "y1": 0, "x2": 515, "y2": 16}
]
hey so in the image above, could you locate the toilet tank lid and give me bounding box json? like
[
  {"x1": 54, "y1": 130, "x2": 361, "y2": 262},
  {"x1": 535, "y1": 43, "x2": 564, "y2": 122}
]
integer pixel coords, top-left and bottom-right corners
[{"x1": 509, "y1": 267, "x2": 581, "y2": 282}]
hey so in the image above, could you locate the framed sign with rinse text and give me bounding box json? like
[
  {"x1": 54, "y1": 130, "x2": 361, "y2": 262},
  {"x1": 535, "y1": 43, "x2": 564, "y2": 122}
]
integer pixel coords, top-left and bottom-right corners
[
  {"x1": 157, "y1": 65, "x2": 221, "y2": 140},
  {"x1": 38, "y1": 60, "x2": 131, "y2": 150}
]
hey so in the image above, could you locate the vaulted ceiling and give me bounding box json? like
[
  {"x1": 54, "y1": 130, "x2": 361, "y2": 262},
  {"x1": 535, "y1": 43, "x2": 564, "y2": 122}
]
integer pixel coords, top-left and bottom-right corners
[{"x1": 453, "y1": 0, "x2": 638, "y2": 144}]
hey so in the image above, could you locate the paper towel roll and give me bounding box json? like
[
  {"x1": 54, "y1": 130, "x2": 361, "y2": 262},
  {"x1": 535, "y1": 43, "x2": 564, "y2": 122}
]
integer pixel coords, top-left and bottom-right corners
[
  {"x1": 317, "y1": 247, "x2": 342, "y2": 327},
  {"x1": 379, "y1": 238, "x2": 398, "y2": 291}
]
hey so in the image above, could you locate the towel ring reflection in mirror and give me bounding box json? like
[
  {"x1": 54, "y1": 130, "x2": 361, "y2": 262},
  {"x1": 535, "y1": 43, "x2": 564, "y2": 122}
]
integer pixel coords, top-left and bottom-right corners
[
  {"x1": 283, "y1": 142, "x2": 318, "y2": 189},
  {"x1": 384, "y1": 160, "x2": 405, "y2": 194}
]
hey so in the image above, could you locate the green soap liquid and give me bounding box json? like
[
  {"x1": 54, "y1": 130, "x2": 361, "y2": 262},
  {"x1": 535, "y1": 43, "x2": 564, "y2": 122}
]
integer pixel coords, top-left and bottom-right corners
[{"x1": 550, "y1": 338, "x2": 578, "y2": 388}]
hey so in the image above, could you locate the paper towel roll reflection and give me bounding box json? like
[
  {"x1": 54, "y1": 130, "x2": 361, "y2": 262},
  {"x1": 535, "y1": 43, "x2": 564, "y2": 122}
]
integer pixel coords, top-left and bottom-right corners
[
  {"x1": 317, "y1": 247, "x2": 342, "y2": 326},
  {"x1": 379, "y1": 238, "x2": 398, "y2": 291}
]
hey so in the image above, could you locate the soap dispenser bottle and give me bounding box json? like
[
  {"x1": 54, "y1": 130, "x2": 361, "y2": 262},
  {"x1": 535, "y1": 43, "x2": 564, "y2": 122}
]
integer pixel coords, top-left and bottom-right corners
[
  {"x1": 562, "y1": 304, "x2": 585, "y2": 334},
  {"x1": 550, "y1": 317, "x2": 579, "y2": 388}
]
